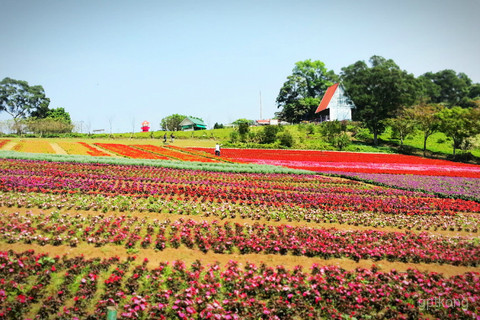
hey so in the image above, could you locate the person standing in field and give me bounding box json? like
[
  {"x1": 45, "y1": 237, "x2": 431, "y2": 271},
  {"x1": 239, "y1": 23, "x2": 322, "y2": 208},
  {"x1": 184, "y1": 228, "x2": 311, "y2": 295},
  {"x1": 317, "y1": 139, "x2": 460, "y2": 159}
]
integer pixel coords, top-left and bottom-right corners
[
  {"x1": 170, "y1": 133, "x2": 175, "y2": 143},
  {"x1": 215, "y1": 143, "x2": 221, "y2": 156},
  {"x1": 163, "y1": 133, "x2": 167, "y2": 143}
]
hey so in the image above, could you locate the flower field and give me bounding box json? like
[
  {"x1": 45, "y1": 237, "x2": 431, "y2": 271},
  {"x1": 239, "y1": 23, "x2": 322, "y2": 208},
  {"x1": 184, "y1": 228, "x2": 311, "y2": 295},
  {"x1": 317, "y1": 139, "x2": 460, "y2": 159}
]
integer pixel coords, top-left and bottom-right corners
[
  {"x1": 1, "y1": 250, "x2": 479, "y2": 320},
  {"x1": 190, "y1": 147, "x2": 480, "y2": 200},
  {"x1": 11, "y1": 140, "x2": 56, "y2": 154},
  {"x1": 0, "y1": 141, "x2": 479, "y2": 319},
  {"x1": 321, "y1": 171, "x2": 480, "y2": 202},
  {"x1": 189, "y1": 148, "x2": 480, "y2": 178},
  {"x1": 0, "y1": 140, "x2": 10, "y2": 149}
]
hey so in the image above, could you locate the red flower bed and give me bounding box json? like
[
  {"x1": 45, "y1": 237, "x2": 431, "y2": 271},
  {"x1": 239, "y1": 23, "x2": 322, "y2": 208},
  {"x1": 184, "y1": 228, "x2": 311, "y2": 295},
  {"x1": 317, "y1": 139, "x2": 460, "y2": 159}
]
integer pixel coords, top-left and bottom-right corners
[
  {"x1": 189, "y1": 148, "x2": 480, "y2": 178},
  {"x1": 77, "y1": 142, "x2": 111, "y2": 157},
  {"x1": 94, "y1": 143, "x2": 169, "y2": 159},
  {"x1": 133, "y1": 144, "x2": 218, "y2": 162},
  {"x1": 0, "y1": 139, "x2": 10, "y2": 149},
  {"x1": 167, "y1": 145, "x2": 243, "y2": 163}
]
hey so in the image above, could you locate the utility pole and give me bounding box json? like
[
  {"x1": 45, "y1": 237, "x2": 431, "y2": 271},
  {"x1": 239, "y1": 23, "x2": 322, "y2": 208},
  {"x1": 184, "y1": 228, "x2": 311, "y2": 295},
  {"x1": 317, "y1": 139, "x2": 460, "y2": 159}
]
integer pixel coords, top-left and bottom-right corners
[{"x1": 259, "y1": 90, "x2": 263, "y2": 120}]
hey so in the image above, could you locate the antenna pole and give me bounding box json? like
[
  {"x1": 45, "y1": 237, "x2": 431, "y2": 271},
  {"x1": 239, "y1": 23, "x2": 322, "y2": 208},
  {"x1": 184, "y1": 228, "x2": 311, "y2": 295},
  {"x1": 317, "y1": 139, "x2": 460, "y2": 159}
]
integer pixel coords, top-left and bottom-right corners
[{"x1": 259, "y1": 90, "x2": 263, "y2": 120}]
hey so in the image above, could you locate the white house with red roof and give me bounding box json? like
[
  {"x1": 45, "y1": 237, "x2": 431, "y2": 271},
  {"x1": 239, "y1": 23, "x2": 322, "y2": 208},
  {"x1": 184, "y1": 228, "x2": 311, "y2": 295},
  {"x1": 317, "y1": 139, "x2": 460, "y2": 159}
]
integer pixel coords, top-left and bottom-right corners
[{"x1": 315, "y1": 83, "x2": 355, "y2": 122}]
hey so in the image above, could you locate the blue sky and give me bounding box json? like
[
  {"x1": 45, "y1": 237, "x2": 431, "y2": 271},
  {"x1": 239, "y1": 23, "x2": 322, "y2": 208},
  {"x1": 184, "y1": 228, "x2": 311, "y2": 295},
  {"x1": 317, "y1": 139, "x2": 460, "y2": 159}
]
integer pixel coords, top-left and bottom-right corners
[{"x1": 1, "y1": 0, "x2": 479, "y2": 133}]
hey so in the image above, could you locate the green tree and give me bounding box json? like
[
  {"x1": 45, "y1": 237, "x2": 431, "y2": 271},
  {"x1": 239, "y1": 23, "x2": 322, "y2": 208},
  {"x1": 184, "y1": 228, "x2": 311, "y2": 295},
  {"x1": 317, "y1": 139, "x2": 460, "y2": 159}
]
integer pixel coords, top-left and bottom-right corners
[
  {"x1": 213, "y1": 122, "x2": 224, "y2": 129},
  {"x1": 469, "y1": 83, "x2": 480, "y2": 99},
  {"x1": 419, "y1": 70, "x2": 472, "y2": 107},
  {"x1": 410, "y1": 102, "x2": 443, "y2": 156},
  {"x1": 238, "y1": 122, "x2": 249, "y2": 138},
  {"x1": 44, "y1": 107, "x2": 72, "y2": 123},
  {"x1": 0, "y1": 77, "x2": 50, "y2": 124},
  {"x1": 437, "y1": 106, "x2": 480, "y2": 156},
  {"x1": 276, "y1": 60, "x2": 338, "y2": 123},
  {"x1": 260, "y1": 125, "x2": 280, "y2": 144},
  {"x1": 319, "y1": 120, "x2": 351, "y2": 150},
  {"x1": 341, "y1": 56, "x2": 419, "y2": 145},
  {"x1": 25, "y1": 118, "x2": 73, "y2": 136},
  {"x1": 231, "y1": 119, "x2": 252, "y2": 142},
  {"x1": 232, "y1": 118, "x2": 254, "y2": 126},
  {"x1": 385, "y1": 106, "x2": 416, "y2": 147},
  {"x1": 160, "y1": 114, "x2": 185, "y2": 131},
  {"x1": 278, "y1": 130, "x2": 295, "y2": 147}
]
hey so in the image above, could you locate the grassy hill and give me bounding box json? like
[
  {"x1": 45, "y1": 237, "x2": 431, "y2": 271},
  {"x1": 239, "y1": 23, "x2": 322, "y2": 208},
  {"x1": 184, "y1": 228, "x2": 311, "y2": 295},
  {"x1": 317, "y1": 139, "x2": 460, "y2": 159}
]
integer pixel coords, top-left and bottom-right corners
[
  {"x1": 3, "y1": 122, "x2": 478, "y2": 162},
  {"x1": 108, "y1": 123, "x2": 480, "y2": 160}
]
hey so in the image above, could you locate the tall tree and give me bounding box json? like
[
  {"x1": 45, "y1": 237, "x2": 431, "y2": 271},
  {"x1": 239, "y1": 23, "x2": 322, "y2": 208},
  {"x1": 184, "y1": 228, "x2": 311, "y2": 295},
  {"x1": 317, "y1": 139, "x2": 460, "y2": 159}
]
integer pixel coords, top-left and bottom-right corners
[
  {"x1": 0, "y1": 77, "x2": 50, "y2": 123},
  {"x1": 468, "y1": 83, "x2": 480, "y2": 100},
  {"x1": 410, "y1": 102, "x2": 443, "y2": 156},
  {"x1": 437, "y1": 106, "x2": 480, "y2": 156},
  {"x1": 160, "y1": 114, "x2": 185, "y2": 131},
  {"x1": 46, "y1": 107, "x2": 72, "y2": 124},
  {"x1": 341, "y1": 56, "x2": 419, "y2": 145},
  {"x1": 419, "y1": 70, "x2": 472, "y2": 107},
  {"x1": 276, "y1": 60, "x2": 338, "y2": 123},
  {"x1": 385, "y1": 106, "x2": 416, "y2": 147}
]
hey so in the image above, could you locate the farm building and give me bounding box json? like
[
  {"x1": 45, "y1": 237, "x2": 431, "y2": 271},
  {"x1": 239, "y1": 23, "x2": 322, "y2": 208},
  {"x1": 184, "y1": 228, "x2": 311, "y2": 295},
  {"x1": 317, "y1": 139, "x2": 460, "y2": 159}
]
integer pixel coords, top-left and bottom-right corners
[
  {"x1": 315, "y1": 83, "x2": 355, "y2": 122},
  {"x1": 179, "y1": 116, "x2": 207, "y2": 131},
  {"x1": 256, "y1": 119, "x2": 278, "y2": 126}
]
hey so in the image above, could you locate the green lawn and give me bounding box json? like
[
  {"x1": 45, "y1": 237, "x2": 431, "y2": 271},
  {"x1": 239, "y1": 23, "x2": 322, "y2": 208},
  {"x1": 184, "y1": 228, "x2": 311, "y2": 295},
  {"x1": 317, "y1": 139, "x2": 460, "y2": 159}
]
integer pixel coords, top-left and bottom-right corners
[{"x1": 379, "y1": 128, "x2": 480, "y2": 158}]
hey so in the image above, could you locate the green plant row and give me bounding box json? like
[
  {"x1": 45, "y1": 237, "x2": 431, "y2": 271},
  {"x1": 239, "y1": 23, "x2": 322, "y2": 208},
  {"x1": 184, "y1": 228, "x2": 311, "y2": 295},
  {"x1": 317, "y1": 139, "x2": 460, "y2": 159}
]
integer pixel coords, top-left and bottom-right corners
[{"x1": 0, "y1": 150, "x2": 313, "y2": 175}]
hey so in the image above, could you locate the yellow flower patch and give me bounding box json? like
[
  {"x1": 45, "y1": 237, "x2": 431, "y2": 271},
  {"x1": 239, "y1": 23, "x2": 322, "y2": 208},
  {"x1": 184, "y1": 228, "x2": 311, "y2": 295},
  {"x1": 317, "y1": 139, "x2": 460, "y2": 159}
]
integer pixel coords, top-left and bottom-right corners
[
  {"x1": 56, "y1": 141, "x2": 94, "y2": 156},
  {"x1": 12, "y1": 140, "x2": 55, "y2": 154}
]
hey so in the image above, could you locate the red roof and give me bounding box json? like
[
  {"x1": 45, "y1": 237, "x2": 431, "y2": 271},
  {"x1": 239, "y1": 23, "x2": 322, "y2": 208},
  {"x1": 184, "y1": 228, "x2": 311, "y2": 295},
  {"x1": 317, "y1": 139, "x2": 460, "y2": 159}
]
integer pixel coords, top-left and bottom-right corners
[
  {"x1": 256, "y1": 120, "x2": 270, "y2": 124},
  {"x1": 315, "y1": 83, "x2": 339, "y2": 113}
]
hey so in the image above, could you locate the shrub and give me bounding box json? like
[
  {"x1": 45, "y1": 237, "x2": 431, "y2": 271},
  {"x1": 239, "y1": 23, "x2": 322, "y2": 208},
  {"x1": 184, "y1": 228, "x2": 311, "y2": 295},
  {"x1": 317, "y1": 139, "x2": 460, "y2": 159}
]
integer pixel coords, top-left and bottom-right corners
[
  {"x1": 229, "y1": 131, "x2": 239, "y2": 143},
  {"x1": 260, "y1": 125, "x2": 280, "y2": 144},
  {"x1": 354, "y1": 127, "x2": 372, "y2": 141},
  {"x1": 278, "y1": 131, "x2": 295, "y2": 148},
  {"x1": 332, "y1": 133, "x2": 351, "y2": 150},
  {"x1": 238, "y1": 122, "x2": 249, "y2": 141},
  {"x1": 306, "y1": 124, "x2": 316, "y2": 135}
]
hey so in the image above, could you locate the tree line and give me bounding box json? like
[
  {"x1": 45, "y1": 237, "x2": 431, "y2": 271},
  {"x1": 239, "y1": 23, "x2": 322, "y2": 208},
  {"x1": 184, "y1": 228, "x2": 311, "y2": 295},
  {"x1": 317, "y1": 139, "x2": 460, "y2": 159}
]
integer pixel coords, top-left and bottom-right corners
[
  {"x1": 275, "y1": 56, "x2": 480, "y2": 151},
  {"x1": 0, "y1": 77, "x2": 73, "y2": 135}
]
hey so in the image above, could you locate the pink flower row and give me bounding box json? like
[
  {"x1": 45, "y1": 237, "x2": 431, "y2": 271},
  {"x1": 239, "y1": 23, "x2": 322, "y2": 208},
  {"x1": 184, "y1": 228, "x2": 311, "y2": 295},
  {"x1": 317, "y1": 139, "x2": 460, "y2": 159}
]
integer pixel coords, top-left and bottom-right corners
[
  {"x1": 1, "y1": 250, "x2": 479, "y2": 319},
  {"x1": 2, "y1": 159, "x2": 480, "y2": 215},
  {"x1": 1, "y1": 213, "x2": 478, "y2": 266}
]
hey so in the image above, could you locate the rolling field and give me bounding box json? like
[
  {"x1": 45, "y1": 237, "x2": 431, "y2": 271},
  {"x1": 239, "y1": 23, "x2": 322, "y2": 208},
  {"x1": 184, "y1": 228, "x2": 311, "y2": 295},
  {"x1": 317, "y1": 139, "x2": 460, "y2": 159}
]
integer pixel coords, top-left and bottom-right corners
[{"x1": 0, "y1": 139, "x2": 479, "y2": 319}]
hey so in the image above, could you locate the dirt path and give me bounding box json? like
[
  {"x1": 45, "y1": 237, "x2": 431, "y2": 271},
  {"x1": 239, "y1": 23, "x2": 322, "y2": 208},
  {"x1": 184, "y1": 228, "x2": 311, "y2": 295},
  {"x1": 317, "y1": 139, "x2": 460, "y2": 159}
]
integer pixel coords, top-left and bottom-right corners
[
  {"x1": 49, "y1": 142, "x2": 68, "y2": 155},
  {"x1": 1, "y1": 242, "x2": 477, "y2": 278}
]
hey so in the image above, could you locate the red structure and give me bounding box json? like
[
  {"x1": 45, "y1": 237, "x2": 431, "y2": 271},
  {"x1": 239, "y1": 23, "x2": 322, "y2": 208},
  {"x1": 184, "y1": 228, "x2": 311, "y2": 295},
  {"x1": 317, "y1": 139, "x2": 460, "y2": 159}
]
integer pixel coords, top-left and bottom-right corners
[{"x1": 141, "y1": 121, "x2": 150, "y2": 132}]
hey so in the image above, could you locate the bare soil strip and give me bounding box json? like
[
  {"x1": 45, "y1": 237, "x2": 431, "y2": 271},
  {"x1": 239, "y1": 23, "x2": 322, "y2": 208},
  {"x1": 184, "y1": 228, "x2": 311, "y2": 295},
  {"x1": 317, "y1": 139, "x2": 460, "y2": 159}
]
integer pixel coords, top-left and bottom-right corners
[
  {"x1": 2, "y1": 206, "x2": 477, "y2": 238},
  {"x1": 49, "y1": 142, "x2": 68, "y2": 155},
  {"x1": 1, "y1": 242, "x2": 477, "y2": 278}
]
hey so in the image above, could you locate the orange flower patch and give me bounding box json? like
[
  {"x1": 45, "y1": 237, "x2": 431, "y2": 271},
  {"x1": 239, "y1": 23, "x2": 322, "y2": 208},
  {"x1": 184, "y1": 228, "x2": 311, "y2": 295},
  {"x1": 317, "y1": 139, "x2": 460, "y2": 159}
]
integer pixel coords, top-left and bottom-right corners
[
  {"x1": 77, "y1": 142, "x2": 111, "y2": 157},
  {"x1": 134, "y1": 145, "x2": 219, "y2": 162},
  {"x1": 94, "y1": 143, "x2": 168, "y2": 159},
  {"x1": 0, "y1": 139, "x2": 10, "y2": 149},
  {"x1": 170, "y1": 145, "x2": 243, "y2": 163}
]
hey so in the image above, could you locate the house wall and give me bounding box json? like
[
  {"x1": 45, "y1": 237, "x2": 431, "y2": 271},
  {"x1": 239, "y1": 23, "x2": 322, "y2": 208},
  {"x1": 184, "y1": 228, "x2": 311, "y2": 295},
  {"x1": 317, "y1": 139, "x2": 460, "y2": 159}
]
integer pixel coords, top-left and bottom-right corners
[
  {"x1": 328, "y1": 86, "x2": 354, "y2": 121},
  {"x1": 182, "y1": 125, "x2": 195, "y2": 131}
]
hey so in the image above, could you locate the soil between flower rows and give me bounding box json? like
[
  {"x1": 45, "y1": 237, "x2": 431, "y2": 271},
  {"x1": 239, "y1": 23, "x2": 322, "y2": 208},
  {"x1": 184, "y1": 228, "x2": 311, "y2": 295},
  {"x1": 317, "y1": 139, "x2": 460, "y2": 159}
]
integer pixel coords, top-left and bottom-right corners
[{"x1": 1, "y1": 207, "x2": 478, "y2": 276}]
